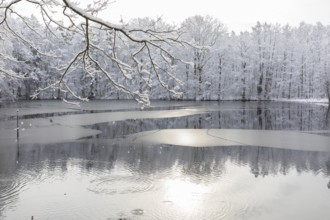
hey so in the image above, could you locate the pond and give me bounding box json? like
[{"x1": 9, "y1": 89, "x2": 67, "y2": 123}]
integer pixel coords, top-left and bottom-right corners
[{"x1": 0, "y1": 100, "x2": 330, "y2": 220}]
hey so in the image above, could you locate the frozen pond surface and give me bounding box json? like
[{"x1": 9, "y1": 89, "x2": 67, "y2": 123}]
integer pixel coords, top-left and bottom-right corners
[{"x1": 1, "y1": 100, "x2": 330, "y2": 219}]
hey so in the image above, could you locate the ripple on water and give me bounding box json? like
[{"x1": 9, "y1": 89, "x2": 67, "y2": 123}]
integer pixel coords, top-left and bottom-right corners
[
  {"x1": 0, "y1": 179, "x2": 21, "y2": 207},
  {"x1": 151, "y1": 198, "x2": 256, "y2": 220},
  {"x1": 152, "y1": 200, "x2": 230, "y2": 220},
  {"x1": 0, "y1": 165, "x2": 47, "y2": 212},
  {"x1": 88, "y1": 175, "x2": 154, "y2": 195}
]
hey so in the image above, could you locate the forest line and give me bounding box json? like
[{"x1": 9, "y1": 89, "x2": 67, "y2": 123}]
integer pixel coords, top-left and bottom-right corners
[{"x1": 1, "y1": 15, "x2": 330, "y2": 102}]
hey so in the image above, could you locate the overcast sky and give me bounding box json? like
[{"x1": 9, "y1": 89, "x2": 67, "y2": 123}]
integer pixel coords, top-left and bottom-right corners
[
  {"x1": 100, "y1": 0, "x2": 330, "y2": 32},
  {"x1": 13, "y1": 0, "x2": 330, "y2": 33}
]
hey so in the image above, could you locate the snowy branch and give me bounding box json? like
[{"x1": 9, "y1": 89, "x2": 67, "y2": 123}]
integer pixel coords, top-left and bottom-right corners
[{"x1": 0, "y1": 0, "x2": 190, "y2": 105}]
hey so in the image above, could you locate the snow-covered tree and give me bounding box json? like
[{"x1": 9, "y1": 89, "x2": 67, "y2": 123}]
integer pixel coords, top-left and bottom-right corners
[
  {"x1": 0, "y1": 0, "x2": 191, "y2": 105},
  {"x1": 1, "y1": 2, "x2": 330, "y2": 103},
  {"x1": 181, "y1": 15, "x2": 225, "y2": 100}
]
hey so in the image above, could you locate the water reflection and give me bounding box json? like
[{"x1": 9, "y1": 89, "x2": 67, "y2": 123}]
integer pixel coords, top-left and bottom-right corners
[
  {"x1": 1, "y1": 101, "x2": 330, "y2": 219},
  {"x1": 326, "y1": 106, "x2": 330, "y2": 128},
  {"x1": 87, "y1": 102, "x2": 330, "y2": 140},
  {"x1": 1, "y1": 141, "x2": 330, "y2": 219},
  {"x1": 3, "y1": 142, "x2": 330, "y2": 179}
]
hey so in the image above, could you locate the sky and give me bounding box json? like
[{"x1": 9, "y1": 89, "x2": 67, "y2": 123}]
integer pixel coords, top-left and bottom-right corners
[
  {"x1": 13, "y1": 0, "x2": 330, "y2": 33},
  {"x1": 100, "y1": 0, "x2": 330, "y2": 32}
]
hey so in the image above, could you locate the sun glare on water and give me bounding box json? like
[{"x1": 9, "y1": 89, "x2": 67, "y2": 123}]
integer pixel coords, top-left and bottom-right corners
[
  {"x1": 175, "y1": 130, "x2": 200, "y2": 146},
  {"x1": 163, "y1": 178, "x2": 209, "y2": 213}
]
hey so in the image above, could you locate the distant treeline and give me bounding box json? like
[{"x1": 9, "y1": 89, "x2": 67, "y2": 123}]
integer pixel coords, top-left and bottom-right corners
[{"x1": 1, "y1": 15, "x2": 330, "y2": 101}]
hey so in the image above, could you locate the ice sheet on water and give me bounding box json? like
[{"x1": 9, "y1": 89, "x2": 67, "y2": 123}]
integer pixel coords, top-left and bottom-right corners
[
  {"x1": 0, "y1": 124, "x2": 101, "y2": 146},
  {"x1": 51, "y1": 109, "x2": 209, "y2": 126},
  {"x1": 0, "y1": 107, "x2": 208, "y2": 146},
  {"x1": 126, "y1": 129, "x2": 330, "y2": 152}
]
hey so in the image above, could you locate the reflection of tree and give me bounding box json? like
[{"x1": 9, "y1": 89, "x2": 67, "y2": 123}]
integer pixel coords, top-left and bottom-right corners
[
  {"x1": 182, "y1": 148, "x2": 218, "y2": 177},
  {"x1": 257, "y1": 104, "x2": 264, "y2": 129},
  {"x1": 1, "y1": 102, "x2": 329, "y2": 177},
  {"x1": 2, "y1": 102, "x2": 330, "y2": 217},
  {"x1": 325, "y1": 158, "x2": 330, "y2": 177},
  {"x1": 87, "y1": 102, "x2": 330, "y2": 140},
  {"x1": 1, "y1": 139, "x2": 330, "y2": 212},
  {"x1": 2, "y1": 142, "x2": 330, "y2": 181},
  {"x1": 326, "y1": 106, "x2": 330, "y2": 128}
]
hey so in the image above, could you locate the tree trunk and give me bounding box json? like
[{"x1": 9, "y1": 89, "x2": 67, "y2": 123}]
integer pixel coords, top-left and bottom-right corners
[
  {"x1": 257, "y1": 63, "x2": 264, "y2": 100},
  {"x1": 257, "y1": 73, "x2": 264, "y2": 100},
  {"x1": 241, "y1": 62, "x2": 246, "y2": 101},
  {"x1": 218, "y1": 55, "x2": 222, "y2": 101},
  {"x1": 300, "y1": 56, "x2": 305, "y2": 99},
  {"x1": 326, "y1": 81, "x2": 330, "y2": 105},
  {"x1": 186, "y1": 64, "x2": 189, "y2": 100},
  {"x1": 326, "y1": 104, "x2": 330, "y2": 129}
]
